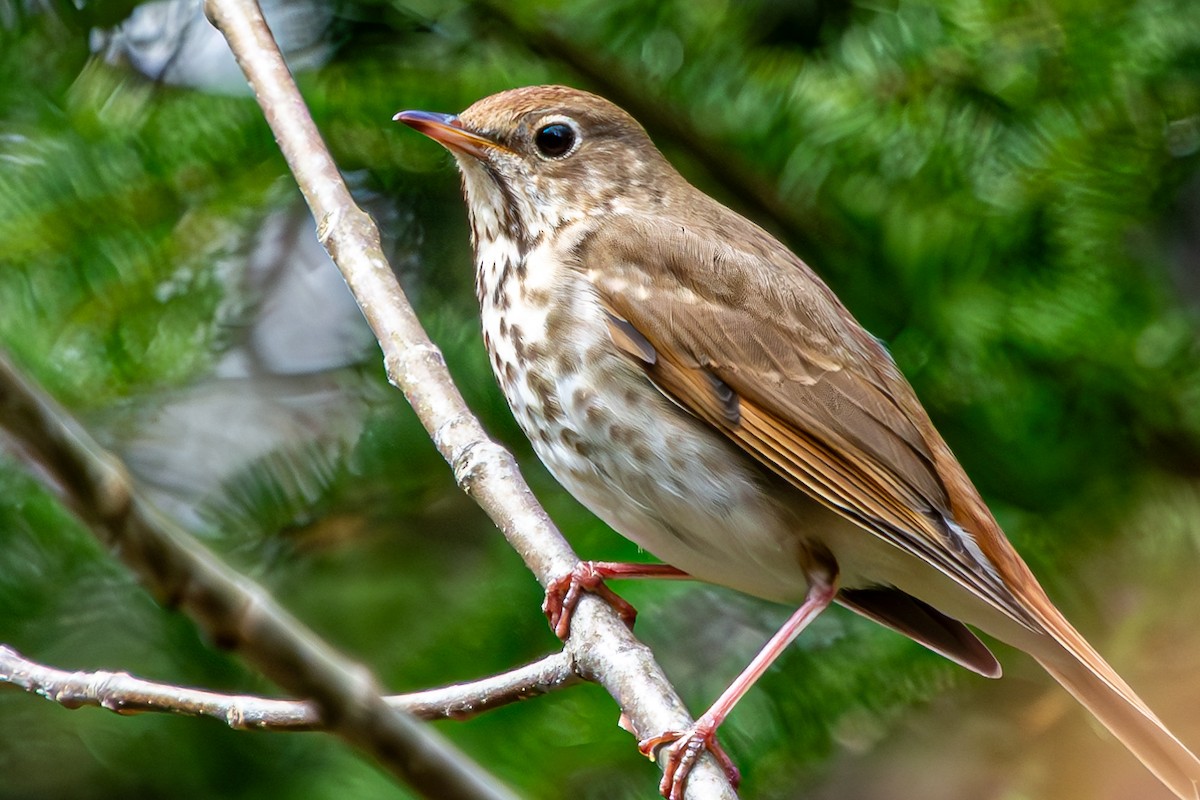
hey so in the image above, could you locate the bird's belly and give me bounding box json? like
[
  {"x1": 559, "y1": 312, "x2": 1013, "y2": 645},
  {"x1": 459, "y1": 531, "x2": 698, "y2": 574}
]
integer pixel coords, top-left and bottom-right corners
[
  {"x1": 536, "y1": 382, "x2": 816, "y2": 602},
  {"x1": 482, "y1": 287, "x2": 976, "y2": 611},
  {"x1": 484, "y1": 296, "x2": 815, "y2": 601}
]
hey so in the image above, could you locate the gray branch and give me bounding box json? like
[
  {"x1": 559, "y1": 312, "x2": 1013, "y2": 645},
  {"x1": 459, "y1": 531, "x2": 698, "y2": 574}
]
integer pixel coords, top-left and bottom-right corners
[
  {"x1": 0, "y1": 645, "x2": 578, "y2": 730},
  {"x1": 0, "y1": 351, "x2": 517, "y2": 800},
  {"x1": 202, "y1": 0, "x2": 737, "y2": 797}
]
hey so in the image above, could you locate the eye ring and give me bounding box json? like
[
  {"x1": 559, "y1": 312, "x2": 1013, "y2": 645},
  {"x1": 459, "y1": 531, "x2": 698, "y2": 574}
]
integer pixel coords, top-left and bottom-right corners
[{"x1": 533, "y1": 118, "x2": 580, "y2": 159}]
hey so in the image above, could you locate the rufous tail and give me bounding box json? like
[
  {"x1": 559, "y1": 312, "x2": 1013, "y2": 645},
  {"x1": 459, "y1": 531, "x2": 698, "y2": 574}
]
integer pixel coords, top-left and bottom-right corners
[{"x1": 1027, "y1": 594, "x2": 1200, "y2": 800}]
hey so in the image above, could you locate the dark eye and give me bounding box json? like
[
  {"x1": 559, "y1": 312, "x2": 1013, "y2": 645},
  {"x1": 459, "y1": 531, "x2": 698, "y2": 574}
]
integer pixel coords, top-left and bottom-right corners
[{"x1": 534, "y1": 123, "x2": 577, "y2": 157}]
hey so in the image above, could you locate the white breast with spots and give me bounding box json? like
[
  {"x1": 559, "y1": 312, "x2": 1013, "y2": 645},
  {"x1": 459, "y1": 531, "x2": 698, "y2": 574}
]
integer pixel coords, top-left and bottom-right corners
[{"x1": 474, "y1": 224, "x2": 817, "y2": 604}]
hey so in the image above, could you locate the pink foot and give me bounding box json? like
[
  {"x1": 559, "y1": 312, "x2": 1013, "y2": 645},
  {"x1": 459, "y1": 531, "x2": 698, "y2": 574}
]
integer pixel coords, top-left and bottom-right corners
[
  {"x1": 639, "y1": 723, "x2": 741, "y2": 800},
  {"x1": 542, "y1": 561, "x2": 688, "y2": 638},
  {"x1": 635, "y1": 577, "x2": 834, "y2": 798},
  {"x1": 542, "y1": 562, "x2": 638, "y2": 639}
]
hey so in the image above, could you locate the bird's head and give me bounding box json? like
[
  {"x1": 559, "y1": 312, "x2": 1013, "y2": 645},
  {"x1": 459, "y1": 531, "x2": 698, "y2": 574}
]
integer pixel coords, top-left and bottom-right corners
[{"x1": 395, "y1": 85, "x2": 677, "y2": 251}]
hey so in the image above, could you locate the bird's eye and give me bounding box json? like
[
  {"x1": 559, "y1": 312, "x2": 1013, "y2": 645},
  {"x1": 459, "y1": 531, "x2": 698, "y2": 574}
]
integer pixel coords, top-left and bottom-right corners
[{"x1": 534, "y1": 122, "x2": 577, "y2": 158}]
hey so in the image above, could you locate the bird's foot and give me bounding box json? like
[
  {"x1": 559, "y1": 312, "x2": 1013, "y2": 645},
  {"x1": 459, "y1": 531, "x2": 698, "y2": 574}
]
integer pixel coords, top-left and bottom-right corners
[
  {"x1": 639, "y1": 723, "x2": 740, "y2": 800},
  {"x1": 542, "y1": 562, "x2": 638, "y2": 638}
]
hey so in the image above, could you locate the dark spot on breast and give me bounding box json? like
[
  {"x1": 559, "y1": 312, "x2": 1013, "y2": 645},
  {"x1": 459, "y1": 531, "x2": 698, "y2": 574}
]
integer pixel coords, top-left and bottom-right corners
[
  {"x1": 561, "y1": 429, "x2": 590, "y2": 457},
  {"x1": 553, "y1": 349, "x2": 582, "y2": 376},
  {"x1": 610, "y1": 425, "x2": 633, "y2": 445},
  {"x1": 526, "y1": 342, "x2": 546, "y2": 367},
  {"x1": 483, "y1": 162, "x2": 527, "y2": 256},
  {"x1": 525, "y1": 287, "x2": 552, "y2": 308},
  {"x1": 525, "y1": 370, "x2": 562, "y2": 423},
  {"x1": 511, "y1": 326, "x2": 527, "y2": 360}
]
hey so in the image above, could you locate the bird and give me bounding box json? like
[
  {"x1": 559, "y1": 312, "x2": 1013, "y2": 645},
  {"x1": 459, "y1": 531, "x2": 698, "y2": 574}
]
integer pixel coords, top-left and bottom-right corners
[{"x1": 394, "y1": 85, "x2": 1200, "y2": 800}]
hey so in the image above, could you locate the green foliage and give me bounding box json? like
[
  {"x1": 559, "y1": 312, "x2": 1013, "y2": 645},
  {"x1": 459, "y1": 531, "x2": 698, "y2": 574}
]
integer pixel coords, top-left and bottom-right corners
[{"x1": 1, "y1": 1, "x2": 1199, "y2": 798}]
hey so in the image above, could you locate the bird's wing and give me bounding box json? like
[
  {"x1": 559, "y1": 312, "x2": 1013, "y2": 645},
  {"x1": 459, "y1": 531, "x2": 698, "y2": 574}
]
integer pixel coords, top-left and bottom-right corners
[
  {"x1": 580, "y1": 213, "x2": 1200, "y2": 798},
  {"x1": 579, "y1": 214, "x2": 1034, "y2": 629}
]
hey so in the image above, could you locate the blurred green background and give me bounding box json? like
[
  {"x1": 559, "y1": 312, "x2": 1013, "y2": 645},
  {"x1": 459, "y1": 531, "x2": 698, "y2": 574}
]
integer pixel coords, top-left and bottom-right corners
[{"x1": 2, "y1": 0, "x2": 1199, "y2": 798}]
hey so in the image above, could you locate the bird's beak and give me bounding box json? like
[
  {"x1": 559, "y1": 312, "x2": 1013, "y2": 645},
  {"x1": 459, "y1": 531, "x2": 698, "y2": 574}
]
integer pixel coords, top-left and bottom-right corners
[{"x1": 393, "y1": 110, "x2": 506, "y2": 160}]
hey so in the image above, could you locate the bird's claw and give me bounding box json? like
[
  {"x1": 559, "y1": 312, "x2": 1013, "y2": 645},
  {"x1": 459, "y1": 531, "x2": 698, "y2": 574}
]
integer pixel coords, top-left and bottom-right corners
[
  {"x1": 639, "y1": 724, "x2": 740, "y2": 800},
  {"x1": 542, "y1": 562, "x2": 638, "y2": 638}
]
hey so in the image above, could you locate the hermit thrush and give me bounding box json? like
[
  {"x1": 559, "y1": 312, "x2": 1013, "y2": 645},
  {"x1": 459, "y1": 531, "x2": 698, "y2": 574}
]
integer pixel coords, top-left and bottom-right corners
[{"x1": 395, "y1": 86, "x2": 1200, "y2": 800}]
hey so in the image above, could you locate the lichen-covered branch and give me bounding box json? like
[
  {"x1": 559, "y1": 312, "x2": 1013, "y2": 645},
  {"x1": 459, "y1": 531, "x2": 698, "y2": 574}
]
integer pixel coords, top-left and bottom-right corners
[
  {"x1": 0, "y1": 351, "x2": 516, "y2": 800},
  {"x1": 0, "y1": 645, "x2": 578, "y2": 729}
]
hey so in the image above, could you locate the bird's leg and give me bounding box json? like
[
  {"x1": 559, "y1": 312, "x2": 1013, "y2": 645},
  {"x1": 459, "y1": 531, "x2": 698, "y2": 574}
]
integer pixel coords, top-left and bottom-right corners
[
  {"x1": 543, "y1": 561, "x2": 691, "y2": 638},
  {"x1": 639, "y1": 576, "x2": 838, "y2": 800}
]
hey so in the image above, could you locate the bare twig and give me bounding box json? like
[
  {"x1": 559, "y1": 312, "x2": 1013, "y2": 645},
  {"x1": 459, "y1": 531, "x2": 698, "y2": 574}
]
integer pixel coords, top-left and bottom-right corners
[
  {"x1": 202, "y1": 1, "x2": 737, "y2": 798},
  {"x1": 0, "y1": 645, "x2": 578, "y2": 729},
  {"x1": 0, "y1": 352, "x2": 516, "y2": 800}
]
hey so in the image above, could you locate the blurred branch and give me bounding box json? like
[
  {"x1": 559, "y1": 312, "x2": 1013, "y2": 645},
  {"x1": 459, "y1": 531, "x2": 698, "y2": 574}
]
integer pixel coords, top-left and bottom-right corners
[
  {"x1": 202, "y1": 0, "x2": 737, "y2": 798},
  {"x1": 0, "y1": 349, "x2": 516, "y2": 800},
  {"x1": 0, "y1": 645, "x2": 578, "y2": 729}
]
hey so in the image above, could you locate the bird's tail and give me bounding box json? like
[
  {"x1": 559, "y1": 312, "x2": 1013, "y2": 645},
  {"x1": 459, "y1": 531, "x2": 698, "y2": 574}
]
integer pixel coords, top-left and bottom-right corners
[{"x1": 1022, "y1": 587, "x2": 1200, "y2": 800}]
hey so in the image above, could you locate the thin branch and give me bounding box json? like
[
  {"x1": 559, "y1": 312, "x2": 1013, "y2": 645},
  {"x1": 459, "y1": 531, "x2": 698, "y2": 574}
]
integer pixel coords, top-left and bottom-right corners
[
  {"x1": 0, "y1": 645, "x2": 578, "y2": 730},
  {"x1": 0, "y1": 351, "x2": 516, "y2": 800},
  {"x1": 202, "y1": 1, "x2": 737, "y2": 798}
]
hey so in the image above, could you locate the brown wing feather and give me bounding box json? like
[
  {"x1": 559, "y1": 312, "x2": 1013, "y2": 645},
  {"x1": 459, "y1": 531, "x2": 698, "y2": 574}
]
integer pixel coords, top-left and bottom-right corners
[
  {"x1": 584, "y1": 216, "x2": 1033, "y2": 627},
  {"x1": 587, "y1": 215, "x2": 1200, "y2": 797}
]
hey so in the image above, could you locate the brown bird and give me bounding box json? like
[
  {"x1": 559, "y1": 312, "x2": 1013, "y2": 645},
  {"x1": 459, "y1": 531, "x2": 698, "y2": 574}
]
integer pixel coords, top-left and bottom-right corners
[{"x1": 395, "y1": 85, "x2": 1200, "y2": 800}]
